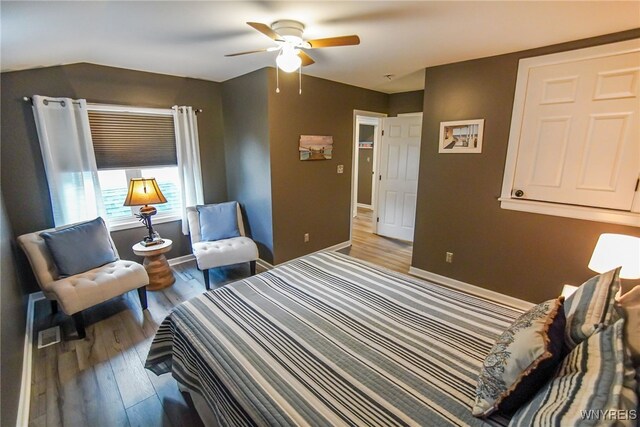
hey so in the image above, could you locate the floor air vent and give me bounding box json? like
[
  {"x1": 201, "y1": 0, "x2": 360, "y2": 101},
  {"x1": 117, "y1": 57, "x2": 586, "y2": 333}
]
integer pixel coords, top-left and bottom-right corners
[{"x1": 37, "y1": 326, "x2": 61, "y2": 349}]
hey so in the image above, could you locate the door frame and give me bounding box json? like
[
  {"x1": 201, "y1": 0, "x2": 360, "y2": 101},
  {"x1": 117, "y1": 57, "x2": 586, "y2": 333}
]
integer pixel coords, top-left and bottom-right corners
[{"x1": 351, "y1": 110, "x2": 387, "y2": 241}]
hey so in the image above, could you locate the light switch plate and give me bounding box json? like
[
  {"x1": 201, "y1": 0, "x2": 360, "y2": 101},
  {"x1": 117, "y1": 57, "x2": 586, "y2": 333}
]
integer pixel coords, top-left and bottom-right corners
[{"x1": 337, "y1": 164, "x2": 344, "y2": 174}]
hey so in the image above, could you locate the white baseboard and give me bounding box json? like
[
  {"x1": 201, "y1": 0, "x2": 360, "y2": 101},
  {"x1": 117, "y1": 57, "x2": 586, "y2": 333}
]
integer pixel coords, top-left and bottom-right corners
[
  {"x1": 408, "y1": 266, "x2": 534, "y2": 311},
  {"x1": 167, "y1": 253, "x2": 195, "y2": 267},
  {"x1": 266, "y1": 240, "x2": 352, "y2": 269},
  {"x1": 178, "y1": 240, "x2": 353, "y2": 273},
  {"x1": 324, "y1": 240, "x2": 352, "y2": 252},
  {"x1": 17, "y1": 291, "x2": 45, "y2": 427},
  {"x1": 256, "y1": 258, "x2": 274, "y2": 270}
]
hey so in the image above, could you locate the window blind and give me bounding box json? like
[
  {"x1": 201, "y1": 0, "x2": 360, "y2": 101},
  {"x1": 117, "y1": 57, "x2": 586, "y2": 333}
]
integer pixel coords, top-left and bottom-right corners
[{"x1": 88, "y1": 111, "x2": 177, "y2": 169}]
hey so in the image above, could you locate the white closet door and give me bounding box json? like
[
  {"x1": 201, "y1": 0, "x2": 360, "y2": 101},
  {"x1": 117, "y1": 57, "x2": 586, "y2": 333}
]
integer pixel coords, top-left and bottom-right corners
[{"x1": 513, "y1": 50, "x2": 639, "y2": 210}]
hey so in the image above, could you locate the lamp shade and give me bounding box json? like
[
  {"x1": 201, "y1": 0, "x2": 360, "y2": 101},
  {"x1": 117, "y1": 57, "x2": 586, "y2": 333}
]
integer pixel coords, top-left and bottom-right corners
[
  {"x1": 588, "y1": 233, "x2": 640, "y2": 279},
  {"x1": 123, "y1": 178, "x2": 167, "y2": 207}
]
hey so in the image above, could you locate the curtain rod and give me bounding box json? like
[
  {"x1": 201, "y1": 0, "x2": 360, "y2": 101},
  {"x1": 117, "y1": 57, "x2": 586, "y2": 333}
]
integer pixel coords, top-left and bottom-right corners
[
  {"x1": 23, "y1": 97, "x2": 203, "y2": 114},
  {"x1": 23, "y1": 96, "x2": 81, "y2": 106}
]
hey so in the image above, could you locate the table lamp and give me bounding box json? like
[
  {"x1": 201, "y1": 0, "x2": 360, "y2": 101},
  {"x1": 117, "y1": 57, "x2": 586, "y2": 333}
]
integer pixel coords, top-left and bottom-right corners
[
  {"x1": 123, "y1": 178, "x2": 167, "y2": 246},
  {"x1": 588, "y1": 233, "x2": 640, "y2": 280}
]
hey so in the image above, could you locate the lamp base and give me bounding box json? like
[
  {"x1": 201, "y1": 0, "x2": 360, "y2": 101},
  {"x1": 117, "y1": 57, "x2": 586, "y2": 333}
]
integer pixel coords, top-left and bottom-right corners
[{"x1": 140, "y1": 238, "x2": 165, "y2": 247}]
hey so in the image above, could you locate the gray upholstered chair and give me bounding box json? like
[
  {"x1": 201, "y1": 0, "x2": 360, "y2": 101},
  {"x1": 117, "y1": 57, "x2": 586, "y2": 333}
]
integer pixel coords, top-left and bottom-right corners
[
  {"x1": 18, "y1": 218, "x2": 149, "y2": 339},
  {"x1": 186, "y1": 202, "x2": 259, "y2": 290}
]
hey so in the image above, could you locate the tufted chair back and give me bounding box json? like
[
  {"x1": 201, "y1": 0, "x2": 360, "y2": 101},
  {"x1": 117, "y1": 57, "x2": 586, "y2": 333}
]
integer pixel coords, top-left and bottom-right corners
[{"x1": 17, "y1": 220, "x2": 120, "y2": 295}]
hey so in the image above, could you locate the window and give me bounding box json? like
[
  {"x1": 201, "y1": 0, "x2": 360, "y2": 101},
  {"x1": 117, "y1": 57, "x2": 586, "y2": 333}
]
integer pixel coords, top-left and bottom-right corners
[
  {"x1": 97, "y1": 167, "x2": 181, "y2": 225},
  {"x1": 88, "y1": 105, "x2": 183, "y2": 229},
  {"x1": 500, "y1": 39, "x2": 640, "y2": 227}
]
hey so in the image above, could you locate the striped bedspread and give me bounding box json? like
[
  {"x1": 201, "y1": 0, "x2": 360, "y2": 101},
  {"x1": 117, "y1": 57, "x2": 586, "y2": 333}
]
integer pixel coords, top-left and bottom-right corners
[{"x1": 146, "y1": 252, "x2": 523, "y2": 426}]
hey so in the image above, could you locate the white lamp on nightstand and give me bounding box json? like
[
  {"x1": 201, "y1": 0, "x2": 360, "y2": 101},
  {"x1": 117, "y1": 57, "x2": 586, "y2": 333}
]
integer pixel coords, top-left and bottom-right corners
[
  {"x1": 561, "y1": 234, "x2": 639, "y2": 299},
  {"x1": 588, "y1": 233, "x2": 640, "y2": 280}
]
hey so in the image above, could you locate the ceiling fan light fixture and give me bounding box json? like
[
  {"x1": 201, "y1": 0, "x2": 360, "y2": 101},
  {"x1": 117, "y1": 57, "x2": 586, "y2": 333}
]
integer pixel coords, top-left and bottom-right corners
[{"x1": 276, "y1": 48, "x2": 302, "y2": 73}]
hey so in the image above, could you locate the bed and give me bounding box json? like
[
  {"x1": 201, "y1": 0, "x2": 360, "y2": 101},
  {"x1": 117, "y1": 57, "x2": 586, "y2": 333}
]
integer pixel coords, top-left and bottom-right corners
[{"x1": 145, "y1": 252, "x2": 525, "y2": 426}]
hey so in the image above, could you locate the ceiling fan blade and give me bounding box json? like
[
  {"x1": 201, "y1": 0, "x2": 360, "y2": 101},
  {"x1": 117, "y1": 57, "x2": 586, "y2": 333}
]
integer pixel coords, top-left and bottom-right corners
[
  {"x1": 247, "y1": 22, "x2": 282, "y2": 41},
  {"x1": 307, "y1": 35, "x2": 360, "y2": 48},
  {"x1": 298, "y1": 50, "x2": 315, "y2": 66},
  {"x1": 225, "y1": 48, "x2": 271, "y2": 57}
]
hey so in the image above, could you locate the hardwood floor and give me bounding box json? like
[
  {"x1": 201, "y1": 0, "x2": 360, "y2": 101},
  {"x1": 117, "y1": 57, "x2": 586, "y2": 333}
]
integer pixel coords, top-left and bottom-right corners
[
  {"x1": 28, "y1": 263, "x2": 261, "y2": 427},
  {"x1": 28, "y1": 211, "x2": 412, "y2": 426},
  {"x1": 341, "y1": 207, "x2": 413, "y2": 274}
]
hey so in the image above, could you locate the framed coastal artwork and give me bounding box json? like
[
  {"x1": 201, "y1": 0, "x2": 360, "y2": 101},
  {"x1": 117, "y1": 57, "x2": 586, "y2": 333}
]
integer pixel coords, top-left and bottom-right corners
[
  {"x1": 299, "y1": 135, "x2": 333, "y2": 160},
  {"x1": 438, "y1": 119, "x2": 484, "y2": 153}
]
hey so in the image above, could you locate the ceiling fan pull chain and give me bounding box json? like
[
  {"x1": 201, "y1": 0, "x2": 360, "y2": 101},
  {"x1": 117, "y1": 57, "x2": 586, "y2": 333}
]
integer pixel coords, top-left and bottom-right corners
[
  {"x1": 299, "y1": 66, "x2": 302, "y2": 95},
  {"x1": 276, "y1": 65, "x2": 280, "y2": 93}
]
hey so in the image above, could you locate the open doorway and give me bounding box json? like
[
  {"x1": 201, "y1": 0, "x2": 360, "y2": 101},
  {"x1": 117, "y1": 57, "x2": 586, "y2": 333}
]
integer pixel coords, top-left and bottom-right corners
[
  {"x1": 354, "y1": 116, "x2": 380, "y2": 213},
  {"x1": 346, "y1": 111, "x2": 418, "y2": 274}
]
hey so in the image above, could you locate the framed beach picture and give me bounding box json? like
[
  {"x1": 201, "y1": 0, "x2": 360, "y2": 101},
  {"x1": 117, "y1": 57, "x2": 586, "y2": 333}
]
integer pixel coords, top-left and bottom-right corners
[
  {"x1": 438, "y1": 119, "x2": 484, "y2": 153},
  {"x1": 299, "y1": 135, "x2": 333, "y2": 160}
]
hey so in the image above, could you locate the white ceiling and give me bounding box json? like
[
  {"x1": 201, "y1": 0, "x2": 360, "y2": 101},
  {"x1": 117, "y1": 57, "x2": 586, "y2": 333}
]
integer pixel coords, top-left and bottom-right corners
[{"x1": 2, "y1": 1, "x2": 638, "y2": 93}]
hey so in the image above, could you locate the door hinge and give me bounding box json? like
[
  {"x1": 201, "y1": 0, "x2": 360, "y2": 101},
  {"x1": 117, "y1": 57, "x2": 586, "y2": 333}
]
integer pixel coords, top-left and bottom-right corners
[
  {"x1": 376, "y1": 217, "x2": 379, "y2": 223},
  {"x1": 635, "y1": 178, "x2": 639, "y2": 192},
  {"x1": 381, "y1": 130, "x2": 384, "y2": 136},
  {"x1": 379, "y1": 174, "x2": 382, "y2": 181}
]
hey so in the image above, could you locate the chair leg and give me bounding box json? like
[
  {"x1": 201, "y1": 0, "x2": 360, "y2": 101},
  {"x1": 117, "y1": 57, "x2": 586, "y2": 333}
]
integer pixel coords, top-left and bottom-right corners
[
  {"x1": 51, "y1": 300, "x2": 58, "y2": 315},
  {"x1": 203, "y1": 269, "x2": 210, "y2": 290},
  {"x1": 250, "y1": 260, "x2": 256, "y2": 276},
  {"x1": 137, "y1": 286, "x2": 148, "y2": 311},
  {"x1": 73, "y1": 312, "x2": 86, "y2": 339}
]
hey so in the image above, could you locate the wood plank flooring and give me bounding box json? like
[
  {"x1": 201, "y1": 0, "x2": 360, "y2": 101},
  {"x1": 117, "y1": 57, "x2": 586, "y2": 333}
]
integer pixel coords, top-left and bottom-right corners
[
  {"x1": 341, "y1": 207, "x2": 413, "y2": 274},
  {"x1": 28, "y1": 263, "x2": 258, "y2": 427},
  {"x1": 28, "y1": 211, "x2": 412, "y2": 426}
]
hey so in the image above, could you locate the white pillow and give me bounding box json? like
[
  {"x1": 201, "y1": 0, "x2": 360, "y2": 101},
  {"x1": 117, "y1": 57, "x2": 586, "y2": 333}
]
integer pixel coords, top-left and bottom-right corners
[{"x1": 616, "y1": 285, "x2": 640, "y2": 365}]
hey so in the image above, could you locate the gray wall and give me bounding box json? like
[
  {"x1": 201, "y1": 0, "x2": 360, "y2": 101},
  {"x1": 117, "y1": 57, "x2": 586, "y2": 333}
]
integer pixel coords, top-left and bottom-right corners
[
  {"x1": 222, "y1": 69, "x2": 275, "y2": 263},
  {"x1": 388, "y1": 90, "x2": 424, "y2": 116},
  {"x1": 268, "y1": 70, "x2": 388, "y2": 264},
  {"x1": 413, "y1": 29, "x2": 640, "y2": 303},
  {"x1": 1, "y1": 192, "x2": 27, "y2": 427},
  {"x1": 1, "y1": 63, "x2": 227, "y2": 290}
]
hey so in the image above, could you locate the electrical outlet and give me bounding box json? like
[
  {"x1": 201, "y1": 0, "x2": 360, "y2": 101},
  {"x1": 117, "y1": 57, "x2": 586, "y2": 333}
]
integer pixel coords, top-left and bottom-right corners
[
  {"x1": 445, "y1": 252, "x2": 453, "y2": 263},
  {"x1": 304, "y1": 233, "x2": 310, "y2": 243},
  {"x1": 337, "y1": 164, "x2": 344, "y2": 174}
]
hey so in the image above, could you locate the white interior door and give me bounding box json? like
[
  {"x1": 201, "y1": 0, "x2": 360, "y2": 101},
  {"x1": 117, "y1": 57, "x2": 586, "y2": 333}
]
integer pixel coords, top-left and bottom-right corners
[
  {"x1": 513, "y1": 49, "x2": 640, "y2": 210},
  {"x1": 376, "y1": 116, "x2": 422, "y2": 241}
]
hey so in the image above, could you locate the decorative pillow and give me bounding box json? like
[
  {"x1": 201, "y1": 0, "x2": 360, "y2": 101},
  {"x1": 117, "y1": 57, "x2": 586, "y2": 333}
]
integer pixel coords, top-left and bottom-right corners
[
  {"x1": 472, "y1": 297, "x2": 566, "y2": 417},
  {"x1": 616, "y1": 285, "x2": 640, "y2": 366},
  {"x1": 563, "y1": 268, "x2": 621, "y2": 350},
  {"x1": 41, "y1": 217, "x2": 117, "y2": 277},
  {"x1": 197, "y1": 202, "x2": 240, "y2": 241},
  {"x1": 509, "y1": 318, "x2": 638, "y2": 427}
]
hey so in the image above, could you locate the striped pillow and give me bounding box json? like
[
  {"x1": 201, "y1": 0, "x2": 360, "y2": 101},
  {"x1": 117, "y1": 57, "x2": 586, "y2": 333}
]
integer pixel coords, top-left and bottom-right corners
[
  {"x1": 563, "y1": 268, "x2": 621, "y2": 350},
  {"x1": 509, "y1": 318, "x2": 638, "y2": 427}
]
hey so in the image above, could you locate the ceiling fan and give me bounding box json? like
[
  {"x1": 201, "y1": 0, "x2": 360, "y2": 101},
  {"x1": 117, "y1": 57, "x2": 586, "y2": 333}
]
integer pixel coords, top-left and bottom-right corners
[{"x1": 225, "y1": 20, "x2": 360, "y2": 73}]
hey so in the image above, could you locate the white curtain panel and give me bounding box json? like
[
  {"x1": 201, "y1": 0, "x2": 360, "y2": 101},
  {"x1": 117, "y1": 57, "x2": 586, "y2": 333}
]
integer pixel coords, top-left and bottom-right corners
[
  {"x1": 32, "y1": 95, "x2": 106, "y2": 226},
  {"x1": 173, "y1": 106, "x2": 204, "y2": 235}
]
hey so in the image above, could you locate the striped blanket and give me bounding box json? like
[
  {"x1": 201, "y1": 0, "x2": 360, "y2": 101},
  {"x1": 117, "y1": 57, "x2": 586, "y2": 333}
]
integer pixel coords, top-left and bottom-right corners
[{"x1": 146, "y1": 252, "x2": 523, "y2": 426}]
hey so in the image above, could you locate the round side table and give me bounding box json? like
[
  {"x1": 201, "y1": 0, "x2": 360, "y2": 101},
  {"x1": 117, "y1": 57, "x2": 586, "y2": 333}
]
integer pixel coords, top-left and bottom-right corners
[{"x1": 132, "y1": 239, "x2": 175, "y2": 291}]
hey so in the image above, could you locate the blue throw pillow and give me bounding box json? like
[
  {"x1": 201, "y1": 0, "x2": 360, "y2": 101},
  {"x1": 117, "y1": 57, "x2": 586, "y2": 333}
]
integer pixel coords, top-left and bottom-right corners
[
  {"x1": 197, "y1": 202, "x2": 241, "y2": 241},
  {"x1": 41, "y1": 217, "x2": 117, "y2": 277}
]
